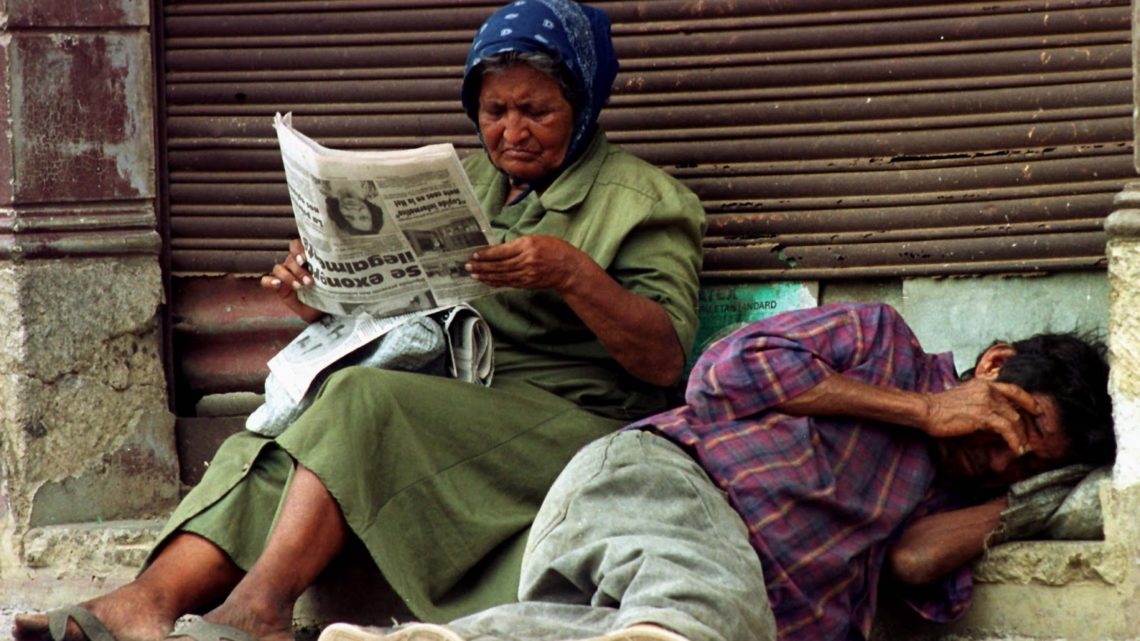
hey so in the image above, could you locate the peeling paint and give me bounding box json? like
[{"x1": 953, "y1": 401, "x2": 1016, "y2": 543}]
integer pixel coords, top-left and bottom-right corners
[
  {"x1": 5, "y1": 0, "x2": 147, "y2": 29},
  {"x1": 10, "y1": 33, "x2": 153, "y2": 203}
]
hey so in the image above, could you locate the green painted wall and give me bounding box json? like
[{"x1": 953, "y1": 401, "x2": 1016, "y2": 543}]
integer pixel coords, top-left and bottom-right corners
[{"x1": 696, "y1": 271, "x2": 1109, "y2": 377}]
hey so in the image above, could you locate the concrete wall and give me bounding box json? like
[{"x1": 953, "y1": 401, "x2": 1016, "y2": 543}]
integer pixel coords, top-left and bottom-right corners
[
  {"x1": 826, "y1": 272, "x2": 1110, "y2": 374},
  {"x1": 0, "y1": 0, "x2": 176, "y2": 592}
]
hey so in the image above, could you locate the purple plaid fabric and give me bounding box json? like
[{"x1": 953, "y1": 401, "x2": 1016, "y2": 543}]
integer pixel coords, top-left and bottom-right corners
[{"x1": 629, "y1": 303, "x2": 973, "y2": 641}]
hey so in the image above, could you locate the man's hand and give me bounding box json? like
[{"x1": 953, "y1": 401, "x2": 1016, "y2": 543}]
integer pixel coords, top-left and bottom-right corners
[
  {"x1": 920, "y1": 378, "x2": 1040, "y2": 455},
  {"x1": 775, "y1": 373, "x2": 1039, "y2": 456}
]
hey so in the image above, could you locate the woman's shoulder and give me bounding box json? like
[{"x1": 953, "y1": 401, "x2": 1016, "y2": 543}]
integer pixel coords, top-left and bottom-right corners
[{"x1": 593, "y1": 137, "x2": 697, "y2": 201}]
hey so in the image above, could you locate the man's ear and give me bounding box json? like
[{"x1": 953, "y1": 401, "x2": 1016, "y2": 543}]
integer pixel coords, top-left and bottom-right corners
[{"x1": 974, "y1": 343, "x2": 1016, "y2": 380}]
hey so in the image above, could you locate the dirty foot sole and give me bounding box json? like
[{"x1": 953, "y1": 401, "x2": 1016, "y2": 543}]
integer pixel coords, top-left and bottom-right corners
[{"x1": 320, "y1": 623, "x2": 465, "y2": 641}]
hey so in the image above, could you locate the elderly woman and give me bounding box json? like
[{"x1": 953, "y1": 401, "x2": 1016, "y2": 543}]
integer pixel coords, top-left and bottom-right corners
[{"x1": 12, "y1": 3, "x2": 704, "y2": 641}]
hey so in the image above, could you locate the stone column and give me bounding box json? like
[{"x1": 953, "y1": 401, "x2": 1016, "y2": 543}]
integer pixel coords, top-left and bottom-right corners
[
  {"x1": 1103, "y1": 194, "x2": 1140, "y2": 634},
  {"x1": 0, "y1": 0, "x2": 177, "y2": 585}
]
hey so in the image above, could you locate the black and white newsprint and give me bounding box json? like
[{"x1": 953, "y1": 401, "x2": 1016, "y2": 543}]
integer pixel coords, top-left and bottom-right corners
[
  {"x1": 274, "y1": 112, "x2": 497, "y2": 318},
  {"x1": 259, "y1": 114, "x2": 497, "y2": 414}
]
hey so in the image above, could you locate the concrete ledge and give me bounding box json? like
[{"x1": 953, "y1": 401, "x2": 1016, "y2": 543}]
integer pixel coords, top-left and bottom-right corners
[
  {"x1": 972, "y1": 540, "x2": 1126, "y2": 587},
  {"x1": 21, "y1": 519, "x2": 162, "y2": 575},
  {"x1": 0, "y1": 575, "x2": 135, "y2": 641},
  {"x1": 938, "y1": 581, "x2": 1136, "y2": 640},
  {"x1": 0, "y1": 519, "x2": 412, "y2": 639}
]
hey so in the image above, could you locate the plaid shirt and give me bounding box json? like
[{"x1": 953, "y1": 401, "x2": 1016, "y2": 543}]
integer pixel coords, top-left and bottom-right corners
[{"x1": 630, "y1": 303, "x2": 973, "y2": 641}]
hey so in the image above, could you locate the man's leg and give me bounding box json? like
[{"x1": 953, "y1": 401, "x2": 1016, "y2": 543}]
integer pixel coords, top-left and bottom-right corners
[{"x1": 446, "y1": 430, "x2": 777, "y2": 641}]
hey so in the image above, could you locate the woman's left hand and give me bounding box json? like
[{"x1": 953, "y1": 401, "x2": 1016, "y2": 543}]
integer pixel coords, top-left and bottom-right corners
[
  {"x1": 466, "y1": 234, "x2": 685, "y2": 387},
  {"x1": 465, "y1": 235, "x2": 585, "y2": 292}
]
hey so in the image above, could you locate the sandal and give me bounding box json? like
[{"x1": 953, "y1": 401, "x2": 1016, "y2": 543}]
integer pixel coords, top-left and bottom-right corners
[
  {"x1": 40, "y1": 605, "x2": 118, "y2": 641},
  {"x1": 166, "y1": 619, "x2": 259, "y2": 641}
]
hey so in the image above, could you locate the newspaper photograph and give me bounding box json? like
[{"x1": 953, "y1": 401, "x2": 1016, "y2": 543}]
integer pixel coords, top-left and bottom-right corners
[{"x1": 273, "y1": 112, "x2": 498, "y2": 318}]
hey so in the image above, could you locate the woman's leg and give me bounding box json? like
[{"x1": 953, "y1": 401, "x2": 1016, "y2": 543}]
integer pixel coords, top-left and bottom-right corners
[
  {"x1": 12, "y1": 532, "x2": 243, "y2": 641},
  {"x1": 198, "y1": 463, "x2": 349, "y2": 641},
  {"x1": 13, "y1": 449, "x2": 347, "y2": 641}
]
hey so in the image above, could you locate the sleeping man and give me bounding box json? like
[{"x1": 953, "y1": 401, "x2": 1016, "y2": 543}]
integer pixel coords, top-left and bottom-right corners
[{"x1": 321, "y1": 302, "x2": 1115, "y2": 641}]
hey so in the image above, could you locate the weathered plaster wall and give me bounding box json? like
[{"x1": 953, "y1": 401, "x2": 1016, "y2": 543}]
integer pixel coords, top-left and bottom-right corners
[
  {"x1": 823, "y1": 271, "x2": 1110, "y2": 373},
  {"x1": 1107, "y1": 236, "x2": 1140, "y2": 488},
  {"x1": 15, "y1": 259, "x2": 174, "y2": 528},
  {"x1": 0, "y1": 0, "x2": 174, "y2": 581},
  {"x1": 0, "y1": 263, "x2": 28, "y2": 568},
  {"x1": 0, "y1": 259, "x2": 174, "y2": 560}
]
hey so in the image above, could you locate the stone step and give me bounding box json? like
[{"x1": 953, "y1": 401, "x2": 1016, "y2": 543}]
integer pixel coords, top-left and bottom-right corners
[{"x1": 19, "y1": 518, "x2": 165, "y2": 576}]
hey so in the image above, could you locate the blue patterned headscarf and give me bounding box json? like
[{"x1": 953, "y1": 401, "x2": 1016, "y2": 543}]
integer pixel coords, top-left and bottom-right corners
[{"x1": 461, "y1": 0, "x2": 619, "y2": 181}]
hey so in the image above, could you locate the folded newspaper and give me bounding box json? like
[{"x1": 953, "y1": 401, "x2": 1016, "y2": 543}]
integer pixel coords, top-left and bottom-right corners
[
  {"x1": 260, "y1": 114, "x2": 499, "y2": 412},
  {"x1": 249, "y1": 304, "x2": 494, "y2": 436}
]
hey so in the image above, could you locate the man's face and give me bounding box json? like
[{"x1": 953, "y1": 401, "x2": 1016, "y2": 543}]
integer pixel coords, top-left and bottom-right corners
[{"x1": 936, "y1": 393, "x2": 1071, "y2": 490}]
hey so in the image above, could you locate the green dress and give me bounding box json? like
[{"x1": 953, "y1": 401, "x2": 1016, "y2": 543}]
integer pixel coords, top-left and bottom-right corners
[{"x1": 156, "y1": 131, "x2": 705, "y2": 622}]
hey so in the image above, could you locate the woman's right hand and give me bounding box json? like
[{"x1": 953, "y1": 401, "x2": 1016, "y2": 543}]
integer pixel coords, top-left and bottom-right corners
[{"x1": 260, "y1": 238, "x2": 324, "y2": 322}]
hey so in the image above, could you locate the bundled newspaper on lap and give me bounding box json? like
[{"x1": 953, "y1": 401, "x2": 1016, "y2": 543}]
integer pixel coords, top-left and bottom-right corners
[{"x1": 256, "y1": 114, "x2": 496, "y2": 418}]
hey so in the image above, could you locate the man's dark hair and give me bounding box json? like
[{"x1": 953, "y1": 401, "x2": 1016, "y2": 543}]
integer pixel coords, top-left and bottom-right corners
[{"x1": 984, "y1": 333, "x2": 1115, "y2": 466}]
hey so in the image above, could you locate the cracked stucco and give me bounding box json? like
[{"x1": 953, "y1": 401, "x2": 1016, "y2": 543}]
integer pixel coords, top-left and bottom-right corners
[{"x1": 0, "y1": 257, "x2": 175, "y2": 568}]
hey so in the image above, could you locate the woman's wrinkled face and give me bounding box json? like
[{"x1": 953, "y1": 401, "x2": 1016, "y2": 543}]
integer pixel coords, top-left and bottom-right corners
[{"x1": 478, "y1": 63, "x2": 574, "y2": 182}]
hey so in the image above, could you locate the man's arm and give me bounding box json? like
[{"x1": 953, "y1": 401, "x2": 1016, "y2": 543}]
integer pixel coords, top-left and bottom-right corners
[
  {"x1": 773, "y1": 373, "x2": 1036, "y2": 454},
  {"x1": 887, "y1": 497, "x2": 1007, "y2": 585}
]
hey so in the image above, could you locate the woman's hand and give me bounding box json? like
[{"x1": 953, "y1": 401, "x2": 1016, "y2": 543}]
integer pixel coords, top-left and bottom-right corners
[
  {"x1": 465, "y1": 235, "x2": 584, "y2": 292},
  {"x1": 467, "y1": 234, "x2": 685, "y2": 387},
  {"x1": 260, "y1": 238, "x2": 324, "y2": 323}
]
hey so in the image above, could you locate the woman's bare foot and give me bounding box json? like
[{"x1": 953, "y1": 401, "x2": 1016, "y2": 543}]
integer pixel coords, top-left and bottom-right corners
[
  {"x1": 12, "y1": 582, "x2": 176, "y2": 641},
  {"x1": 195, "y1": 594, "x2": 295, "y2": 641}
]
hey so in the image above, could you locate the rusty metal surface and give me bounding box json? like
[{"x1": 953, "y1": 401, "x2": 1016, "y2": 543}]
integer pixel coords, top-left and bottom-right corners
[
  {"x1": 704, "y1": 231, "x2": 1107, "y2": 270},
  {"x1": 171, "y1": 275, "x2": 305, "y2": 408},
  {"x1": 161, "y1": 0, "x2": 1134, "y2": 279},
  {"x1": 0, "y1": 27, "x2": 159, "y2": 259},
  {"x1": 3, "y1": 0, "x2": 148, "y2": 27},
  {"x1": 158, "y1": 0, "x2": 1136, "y2": 398}
]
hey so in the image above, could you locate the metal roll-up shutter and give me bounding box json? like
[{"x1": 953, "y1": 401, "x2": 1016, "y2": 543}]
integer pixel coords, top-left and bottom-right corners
[
  {"x1": 163, "y1": 0, "x2": 1134, "y2": 279},
  {"x1": 160, "y1": 0, "x2": 1134, "y2": 413}
]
